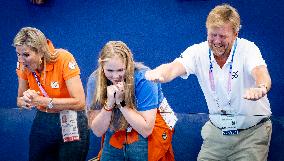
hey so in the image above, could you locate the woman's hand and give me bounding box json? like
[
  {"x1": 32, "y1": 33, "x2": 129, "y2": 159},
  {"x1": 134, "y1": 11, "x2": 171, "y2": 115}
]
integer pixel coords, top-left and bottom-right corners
[
  {"x1": 114, "y1": 82, "x2": 125, "y2": 105},
  {"x1": 106, "y1": 85, "x2": 118, "y2": 109},
  {"x1": 22, "y1": 89, "x2": 39, "y2": 109},
  {"x1": 22, "y1": 89, "x2": 49, "y2": 109}
]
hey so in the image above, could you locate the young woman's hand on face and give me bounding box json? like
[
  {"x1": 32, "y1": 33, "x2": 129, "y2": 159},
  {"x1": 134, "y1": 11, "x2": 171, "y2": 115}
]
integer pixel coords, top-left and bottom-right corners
[
  {"x1": 115, "y1": 82, "x2": 125, "y2": 104},
  {"x1": 106, "y1": 85, "x2": 118, "y2": 108}
]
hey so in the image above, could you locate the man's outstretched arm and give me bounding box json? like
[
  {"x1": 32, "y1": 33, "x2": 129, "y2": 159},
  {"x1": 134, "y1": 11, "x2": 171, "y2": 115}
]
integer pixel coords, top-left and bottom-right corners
[{"x1": 145, "y1": 61, "x2": 186, "y2": 83}]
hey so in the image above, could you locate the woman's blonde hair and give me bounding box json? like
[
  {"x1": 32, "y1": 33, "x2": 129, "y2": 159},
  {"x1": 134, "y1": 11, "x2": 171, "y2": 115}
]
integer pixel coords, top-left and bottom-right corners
[
  {"x1": 13, "y1": 27, "x2": 58, "y2": 63},
  {"x1": 206, "y1": 4, "x2": 241, "y2": 34},
  {"x1": 92, "y1": 41, "x2": 147, "y2": 131}
]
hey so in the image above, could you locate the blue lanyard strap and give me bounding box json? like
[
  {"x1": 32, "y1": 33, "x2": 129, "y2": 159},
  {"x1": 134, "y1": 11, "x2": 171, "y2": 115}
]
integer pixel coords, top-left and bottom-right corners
[{"x1": 208, "y1": 39, "x2": 238, "y2": 93}]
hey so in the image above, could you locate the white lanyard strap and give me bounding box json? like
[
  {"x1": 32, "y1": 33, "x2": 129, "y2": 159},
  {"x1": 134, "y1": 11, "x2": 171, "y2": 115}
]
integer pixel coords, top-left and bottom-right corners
[{"x1": 208, "y1": 39, "x2": 238, "y2": 112}]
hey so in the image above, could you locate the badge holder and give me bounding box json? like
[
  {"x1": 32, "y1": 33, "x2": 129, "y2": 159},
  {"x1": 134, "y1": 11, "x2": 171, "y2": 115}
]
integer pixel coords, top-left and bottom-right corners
[
  {"x1": 221, "y1": 114, "x2": 239, "y2": 135},
  {"x1": 60, "y1": 110, "x2": 80, "y2": 142}
]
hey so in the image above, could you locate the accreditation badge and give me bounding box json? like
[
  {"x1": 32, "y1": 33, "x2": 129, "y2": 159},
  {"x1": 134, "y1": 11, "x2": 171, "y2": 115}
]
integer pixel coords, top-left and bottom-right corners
[
  {"x1": 221, "y1": 114, "x2": 239, "y2": 135},
  {"x1": 60, "y1": 110, "x2": 80, "y2": 142}
]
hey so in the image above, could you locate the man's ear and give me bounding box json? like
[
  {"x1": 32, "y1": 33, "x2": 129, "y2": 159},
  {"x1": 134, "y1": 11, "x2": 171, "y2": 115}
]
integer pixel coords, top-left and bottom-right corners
[{"x1": 235, "y1": 32, "x2": 238, "y2": 37}]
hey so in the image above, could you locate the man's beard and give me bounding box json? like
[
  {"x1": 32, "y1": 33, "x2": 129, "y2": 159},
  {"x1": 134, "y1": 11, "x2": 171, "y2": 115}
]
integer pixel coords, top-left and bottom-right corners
[{"x1": 210, "y1": 44, "x2": 230, "y2": 58}]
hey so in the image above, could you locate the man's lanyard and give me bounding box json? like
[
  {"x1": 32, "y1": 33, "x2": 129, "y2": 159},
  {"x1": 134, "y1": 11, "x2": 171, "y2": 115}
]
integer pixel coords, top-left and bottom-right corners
[
  {"x1": 32, "y1": 71, "x2": 49, "y2": 97},
  {"x1": 208, "y1": 39, "x2": 238, "y2": 112}
]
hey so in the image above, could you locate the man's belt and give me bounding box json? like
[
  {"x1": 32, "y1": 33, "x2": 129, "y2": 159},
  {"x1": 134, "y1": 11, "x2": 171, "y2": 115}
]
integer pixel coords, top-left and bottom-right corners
[
  {"x1": 210, "y1": 117, "x2": 270, "y2": 132},
  {"x1": 238, "y1": 117, "x2": 270, "y2": 132}
]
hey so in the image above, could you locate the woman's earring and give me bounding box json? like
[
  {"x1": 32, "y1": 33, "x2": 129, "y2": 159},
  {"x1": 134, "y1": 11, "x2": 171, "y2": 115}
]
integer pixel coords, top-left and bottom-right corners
[{"x1": 39, "y1": 58, "x2": 43, "y2": 65}]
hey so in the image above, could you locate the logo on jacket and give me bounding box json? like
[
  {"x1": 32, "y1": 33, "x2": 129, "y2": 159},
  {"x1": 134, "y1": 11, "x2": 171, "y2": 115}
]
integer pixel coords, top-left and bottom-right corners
[
  {"x1": 68, "y1": 61, "x2": 77, "y2": 70},
  {"x1": 51, "y1": 81, "x2": 59, "y2": 88},
  {"x1": 232, "y1": 71, "x2": 238, "y2": 79},
  {"x1": 162, "y1": 132, "x2": 167, "y2": 140}
]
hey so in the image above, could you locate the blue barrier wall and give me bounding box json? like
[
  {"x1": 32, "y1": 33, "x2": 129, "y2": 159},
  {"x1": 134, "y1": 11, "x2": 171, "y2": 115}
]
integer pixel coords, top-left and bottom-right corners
[
  {"x1": 1, "y1": 109, "x2": 284, "y2": 161},
  {"x1": 1, "y1": 0, "x2": 284, "y2": 160}
]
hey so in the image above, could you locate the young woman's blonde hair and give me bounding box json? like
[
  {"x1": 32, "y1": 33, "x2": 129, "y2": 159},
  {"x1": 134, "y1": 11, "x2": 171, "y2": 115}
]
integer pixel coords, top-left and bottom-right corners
[
  {"x1": 13, "y1": 27, "x2": 58, "y2": 63},
  {"x1": 206, "y1": 4, "x2": 241, "y2": 34},
  {"x1": 92, "y1": 41, "x2": 147, "y2": 130}
]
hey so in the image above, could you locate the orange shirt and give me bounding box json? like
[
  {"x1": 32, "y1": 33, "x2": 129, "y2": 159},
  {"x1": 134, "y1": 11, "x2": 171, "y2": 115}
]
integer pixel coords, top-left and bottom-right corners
[{"x1": 16, "y1": 40, "x2": 80, "y2": 99}]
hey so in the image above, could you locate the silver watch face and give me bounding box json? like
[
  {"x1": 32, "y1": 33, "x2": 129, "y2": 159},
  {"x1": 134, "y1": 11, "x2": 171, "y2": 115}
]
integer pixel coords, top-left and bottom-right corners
[
  {"x1": 48, "y1": 99, "x2": 53, "y2": 109},
  {"x1": 48, "y1": 103, "x2": 53, "y2": 109}
]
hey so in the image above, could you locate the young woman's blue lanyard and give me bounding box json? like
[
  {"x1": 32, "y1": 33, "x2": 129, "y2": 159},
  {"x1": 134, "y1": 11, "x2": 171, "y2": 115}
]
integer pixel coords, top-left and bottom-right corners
[
  {"x1": 32, "y1": 71, "x2": 49, "y2": 97},
  {"x1": 208, "y1": 39, "x2": 238, "y2": 113}
]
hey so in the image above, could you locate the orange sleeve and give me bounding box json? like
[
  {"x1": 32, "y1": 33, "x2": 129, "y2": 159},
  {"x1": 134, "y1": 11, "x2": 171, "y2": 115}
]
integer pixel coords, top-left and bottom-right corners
[
  {"x1": 61, "y1": 51, "x2": 80, "y2": 81},
  {"x1": 16, "y1": 62, "x2": 27, "y2": 80}
]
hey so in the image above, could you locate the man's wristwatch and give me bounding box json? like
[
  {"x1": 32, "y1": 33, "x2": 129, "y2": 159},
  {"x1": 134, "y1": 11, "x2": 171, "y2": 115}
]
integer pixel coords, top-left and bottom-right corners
[{"x1": 47, "y1": 98, "x2": 54, "y2": 109}]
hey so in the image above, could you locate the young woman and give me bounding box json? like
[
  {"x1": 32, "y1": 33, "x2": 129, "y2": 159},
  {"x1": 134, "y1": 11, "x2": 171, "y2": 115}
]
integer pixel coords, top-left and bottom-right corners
[
  {"x1": 87, "y1": 41, "x2": 177, "y2": 161},
  {"x1": 14, "y1": 27, "x2": 89, "y2": 161}
]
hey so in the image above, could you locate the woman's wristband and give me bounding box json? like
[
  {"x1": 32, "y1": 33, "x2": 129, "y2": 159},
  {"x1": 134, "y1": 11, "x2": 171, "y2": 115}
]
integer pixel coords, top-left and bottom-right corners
[{"x1": 103, "y1": 105, "x2": 112, "y2": 112}]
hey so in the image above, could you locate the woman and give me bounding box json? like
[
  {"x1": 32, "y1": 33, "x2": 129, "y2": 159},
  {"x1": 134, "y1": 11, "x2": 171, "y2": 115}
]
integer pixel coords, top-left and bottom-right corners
[
  {"x1": 87, "y1": 41, "x2": 177, "y2": 161},
  {"x1": 14, "y1": 27, "x2": 89, "y2": 161}
]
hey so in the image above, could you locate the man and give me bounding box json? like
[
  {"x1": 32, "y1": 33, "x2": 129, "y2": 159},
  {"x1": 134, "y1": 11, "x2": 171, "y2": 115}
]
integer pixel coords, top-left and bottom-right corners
[{"x1": 145, "y1": 4, "x2": 272, "y2": 161}]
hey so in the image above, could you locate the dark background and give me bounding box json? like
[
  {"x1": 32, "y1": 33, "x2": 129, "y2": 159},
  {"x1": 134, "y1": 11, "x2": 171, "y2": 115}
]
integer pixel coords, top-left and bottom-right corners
[{"x1": 0, "y1": 0, "x2": 283, "y2": 160}]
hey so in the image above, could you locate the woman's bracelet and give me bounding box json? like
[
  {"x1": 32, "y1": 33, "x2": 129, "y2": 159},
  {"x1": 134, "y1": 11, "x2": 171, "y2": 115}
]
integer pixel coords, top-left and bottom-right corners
[{"x1": 103, "y1": 105, "x2": 112, "y2": 112}]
